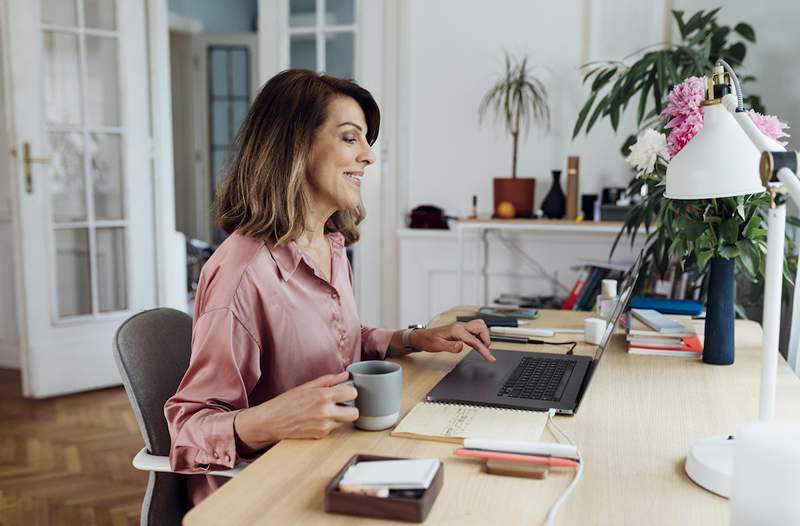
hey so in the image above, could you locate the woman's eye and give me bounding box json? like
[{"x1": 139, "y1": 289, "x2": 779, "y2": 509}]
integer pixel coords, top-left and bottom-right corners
[{"x1": 343, "y1": 134, "x2": 357, "y2": 144}]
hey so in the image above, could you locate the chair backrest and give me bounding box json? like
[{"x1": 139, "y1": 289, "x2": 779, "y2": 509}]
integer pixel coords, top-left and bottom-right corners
[{"x1": 113, "y1": 307, "x2": 193, "y2": 525}]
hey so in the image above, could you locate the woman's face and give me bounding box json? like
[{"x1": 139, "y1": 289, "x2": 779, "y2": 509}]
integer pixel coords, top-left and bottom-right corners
[{"x1": 306, "y1": 96, "x2": 375, "y2": 213}]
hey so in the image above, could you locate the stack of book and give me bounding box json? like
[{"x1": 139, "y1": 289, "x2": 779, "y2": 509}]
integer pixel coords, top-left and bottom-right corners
[
  {"x1": 562, "y1": 263, "x2": 625, "y2": 311},
  {"x1": 626, "y1": 312, "x2": 703, "y2": 358}
]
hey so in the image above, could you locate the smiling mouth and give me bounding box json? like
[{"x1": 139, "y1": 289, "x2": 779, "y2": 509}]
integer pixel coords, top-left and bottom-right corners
[{"x1": 344, "y1": 171, "x2": 362, "y2": 187}]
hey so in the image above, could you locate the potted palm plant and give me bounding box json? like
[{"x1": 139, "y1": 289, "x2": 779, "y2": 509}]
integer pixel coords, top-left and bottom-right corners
[{"x1": 479, "y1": 53, "x2": 550, "y2": 218}]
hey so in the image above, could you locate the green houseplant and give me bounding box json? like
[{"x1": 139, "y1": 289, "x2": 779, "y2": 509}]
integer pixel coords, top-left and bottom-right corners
[
  {"x1": 479, "y1": 52, "x2": 550, "y2": 217},
  {"x1": 572, "y1": 8, "x2": 797, "y2": 318}
]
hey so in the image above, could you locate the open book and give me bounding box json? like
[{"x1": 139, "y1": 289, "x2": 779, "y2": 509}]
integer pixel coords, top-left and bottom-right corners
[{"x1": 391, "y1": 402, "x2": 547, "y2": 444}]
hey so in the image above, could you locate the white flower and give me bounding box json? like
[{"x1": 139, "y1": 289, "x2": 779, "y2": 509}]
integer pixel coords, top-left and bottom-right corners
[{"x1": 625, "y1": 129, "x2": 669, "y2": 176}]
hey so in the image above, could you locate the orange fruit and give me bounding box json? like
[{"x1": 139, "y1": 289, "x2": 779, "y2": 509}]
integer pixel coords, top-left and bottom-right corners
[{"x1": 496, "y1": 201, "x2": 516, "y2": 219}]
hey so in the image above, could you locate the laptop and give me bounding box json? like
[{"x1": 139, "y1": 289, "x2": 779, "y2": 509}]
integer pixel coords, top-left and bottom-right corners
[{"x1": 427, "y1": 252, "x2": 642, "y2": 415}]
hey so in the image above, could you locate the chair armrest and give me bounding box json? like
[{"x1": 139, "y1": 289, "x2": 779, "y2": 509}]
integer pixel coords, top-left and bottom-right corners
[{"x1": 132, "y1": 447, "x2": 247, "y2": 478}]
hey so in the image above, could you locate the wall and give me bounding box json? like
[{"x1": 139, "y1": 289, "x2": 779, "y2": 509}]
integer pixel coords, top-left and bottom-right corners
[
  {"x1": 399, "y1": 0, "x2": 799, "y2": 217},
  {"x1": 168, "y1": 0, "x2": 257, "y2": 33},
  {"x1": 401, "y1": 0, "x2": 674, "y2": 218}
]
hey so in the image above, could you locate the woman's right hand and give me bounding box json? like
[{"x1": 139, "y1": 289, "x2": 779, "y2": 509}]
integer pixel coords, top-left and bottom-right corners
[{"x1": 233, "y1": 371, "x2": 358, "y2": 454}]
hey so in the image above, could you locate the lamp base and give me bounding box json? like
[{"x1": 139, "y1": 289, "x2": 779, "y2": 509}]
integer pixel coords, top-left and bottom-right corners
[{"x1": 685, "y1": 434, "x2": 735, "y2": 498}]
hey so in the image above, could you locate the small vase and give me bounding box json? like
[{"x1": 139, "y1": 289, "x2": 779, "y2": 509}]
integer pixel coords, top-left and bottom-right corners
[
  {"x1": 541, "y1": 170, "x2": 566, "y2": 219},
  {"x1": 703, "y1": 257, "x2": 735, "y2": 365}
]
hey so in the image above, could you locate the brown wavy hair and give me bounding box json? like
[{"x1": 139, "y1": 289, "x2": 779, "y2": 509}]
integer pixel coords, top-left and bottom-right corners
[{"x1": 213, "y1": 69, "x2": 380, "y2": 246}]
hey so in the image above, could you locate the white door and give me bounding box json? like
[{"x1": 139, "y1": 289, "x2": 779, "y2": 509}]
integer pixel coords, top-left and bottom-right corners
[
  {"x1": 192, "y1": 33, "x2": 258, "y2": 243},
  {"x1": 5, "y1": 0, "x2": 156, "y2": 397}
]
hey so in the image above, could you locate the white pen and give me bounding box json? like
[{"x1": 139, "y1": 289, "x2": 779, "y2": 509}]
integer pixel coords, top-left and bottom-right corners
[{"x1": 463, "y1": 438, "x2": 579, "y2": 460}]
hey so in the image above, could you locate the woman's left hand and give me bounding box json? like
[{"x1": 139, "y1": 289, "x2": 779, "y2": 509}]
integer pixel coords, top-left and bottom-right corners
[{"x1": 409, "y1": 320, "x2": 495, "y2": 362}]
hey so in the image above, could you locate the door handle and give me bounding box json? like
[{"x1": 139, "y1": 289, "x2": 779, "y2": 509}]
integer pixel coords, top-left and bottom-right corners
[{"x1": 23, "y1": 142, "x2": 51, "y2": 194}]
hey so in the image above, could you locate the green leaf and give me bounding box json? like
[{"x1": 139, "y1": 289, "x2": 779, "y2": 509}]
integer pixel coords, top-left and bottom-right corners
[
  {"x1": 672, "y1": 10, "x2": 687, "y2": 38},
  {"x1": 720, "y1": 218, "x2": 740, "y2": 244},
  {"x1": 585, "y1": 94, "x2": 609, "y2": 134},
  {"x1": 697, "y1": 249, "x2": 714, "y2": 271},
  {"x1": 719, "y1": 244, "x2": 740, "y2": 259},
  {"x1": 572, "y1": 90, "x2": 597, "y2": 138},
  {"x1": 734, "y1": 22, "x2": 756, "y2": 43},
  {"x1": 727, "y1": 42, "x2": 747, "y2": 63},
  {"x1": 743, "y1": 215, "x2": 767, "y2": 239},
  {"x1": 591, "y1": 68, "x2": 616, "y2": 92}
]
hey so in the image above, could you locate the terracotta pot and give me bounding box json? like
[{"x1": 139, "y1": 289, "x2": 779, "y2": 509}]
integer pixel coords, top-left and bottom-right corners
[{"x1": 493, "y1": 177, "x2": 535, "y2": 218}]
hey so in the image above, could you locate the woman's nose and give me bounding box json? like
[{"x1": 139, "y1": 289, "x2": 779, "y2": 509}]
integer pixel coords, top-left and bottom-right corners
[{"x1": 357, "y1": 144, "x2": 376, "y2": 166}]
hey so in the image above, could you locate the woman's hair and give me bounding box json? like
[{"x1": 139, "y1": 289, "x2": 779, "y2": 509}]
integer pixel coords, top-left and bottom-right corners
[{"x1": 213, "y1": 69, "x2": 380, "y2": 246}]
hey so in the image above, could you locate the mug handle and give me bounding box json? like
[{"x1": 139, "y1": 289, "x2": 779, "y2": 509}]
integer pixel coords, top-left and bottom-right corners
[{"x1": 336, "y1": 378, "x2": 356, "y2": 407}]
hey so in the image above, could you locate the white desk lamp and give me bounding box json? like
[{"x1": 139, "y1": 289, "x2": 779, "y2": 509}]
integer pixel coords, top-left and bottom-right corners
[{"x1": 665, "y1": 61, "x2": 799, "y2": 498}]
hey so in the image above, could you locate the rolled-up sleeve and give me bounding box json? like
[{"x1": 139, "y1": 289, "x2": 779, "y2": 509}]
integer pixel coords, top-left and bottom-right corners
[
  {"x1": 360, "y1": 326, "x2": 394, "y2": 360},
  {"x1": 164, "y1": 307, "x2": 262, "y2": 472}
]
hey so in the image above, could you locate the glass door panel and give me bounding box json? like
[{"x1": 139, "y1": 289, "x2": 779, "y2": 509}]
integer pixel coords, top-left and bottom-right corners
[
  {"x1": 325, "y1": 32, "x2": 354, "y2": 78},
  {"x1": 85, "y1": 36, "x2": 120, "y2": 127},
  {"x1": 83, "y1": 0, "x2": 116, "y2": 30},
  {"x1": 95, "y1": 228, "x2": 127, "y2": 312},
  {"x1": 55, "y1": 229, "x2": 92, "y2": 316},
  {"x1": 41, "y1": 0, "x2": 127, "y2": 318},
  {"x1": 325, "y1": 0, "x2": 354, "y2": 25},
  {"x1": 49, "y1": 132, "x2": 86, "y2": 222},
  {"x1": 42, "y1": 0, "x2": 77, "y2": 26},
  {"x1": 43, "y1": 32, "x2": 82, "y2": 125},
  {"x1": 90, "y1": 133, "x2": 124, "y2": 220},
  {"x1": 290, "y1": 34, "x2": 316, "y2": 70},
  {"x1": 289, "y1": 0, "x2": 316, "y2": 27}
]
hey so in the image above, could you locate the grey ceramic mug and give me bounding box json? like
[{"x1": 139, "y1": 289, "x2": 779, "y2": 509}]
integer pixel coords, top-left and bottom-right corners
[{"x1": 341, "y1": 361, "x2": 403, "y2": 431}]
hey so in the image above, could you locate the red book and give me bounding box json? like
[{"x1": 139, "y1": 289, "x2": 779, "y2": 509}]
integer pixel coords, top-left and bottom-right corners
[
  {"x1": 628, "y1": 334, "x2": 703, "y2": 357},
  {"x1": 562, "y1": 268, "x2": 589, "y2": 310}
]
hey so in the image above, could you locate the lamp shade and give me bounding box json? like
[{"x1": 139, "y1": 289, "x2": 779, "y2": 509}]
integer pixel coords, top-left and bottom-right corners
[{"x1": 665, "y1": 103, "x2": 764, "y2": 199}]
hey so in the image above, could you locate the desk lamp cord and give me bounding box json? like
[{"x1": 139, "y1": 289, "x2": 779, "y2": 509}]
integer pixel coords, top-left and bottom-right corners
[{"x1": 544, "y1": 409, "x2": 584, "y2": 526}]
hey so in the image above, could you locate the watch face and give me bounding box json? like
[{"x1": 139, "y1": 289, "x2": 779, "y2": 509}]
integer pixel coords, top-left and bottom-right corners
[{"x1": 408, "y1": 324, "x2": 424, "y2": 330}]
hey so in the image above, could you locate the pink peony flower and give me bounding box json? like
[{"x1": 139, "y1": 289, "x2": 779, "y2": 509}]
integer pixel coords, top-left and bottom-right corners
[
  {"x1": 747, "y1": 110, "x2": 790, "y2": 146},
  {"x1": 661, "y1": 76, "x2": 791, "y2": 156}
]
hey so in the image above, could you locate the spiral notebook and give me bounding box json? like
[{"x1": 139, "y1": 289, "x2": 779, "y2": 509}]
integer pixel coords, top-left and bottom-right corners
[{"x1": 391, "y1": 402, "x2": 547, "y2": 444}]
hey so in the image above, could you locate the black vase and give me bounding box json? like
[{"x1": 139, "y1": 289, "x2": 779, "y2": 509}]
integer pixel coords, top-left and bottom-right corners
[
  {"x1": 703, "y1": 257, "x2": 735, "y2": 365},
  {"x1": 541, "y1": 170, "x2": 566, "y2": 219}
]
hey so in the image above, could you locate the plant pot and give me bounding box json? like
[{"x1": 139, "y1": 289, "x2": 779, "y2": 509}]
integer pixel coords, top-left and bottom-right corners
[
  {"x1": 541, "y1": 170, "x2": 566, "y2": 219},
  {"x1": 493, "y1": 178, "x2": 535, "y2": 218},
  {"x1": 703, "y1": 257, "x2": 735, "y2": 365}
]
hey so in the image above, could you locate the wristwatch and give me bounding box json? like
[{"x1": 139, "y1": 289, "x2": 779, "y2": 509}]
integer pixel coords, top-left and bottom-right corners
[{"x1": 402, "y1": 324, "x2": 425, "y2": 352}]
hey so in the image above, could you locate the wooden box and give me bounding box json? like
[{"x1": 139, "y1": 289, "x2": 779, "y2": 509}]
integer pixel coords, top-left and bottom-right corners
[{"x1": 324, "y1": 454, "x2": 444, "y2": 523}]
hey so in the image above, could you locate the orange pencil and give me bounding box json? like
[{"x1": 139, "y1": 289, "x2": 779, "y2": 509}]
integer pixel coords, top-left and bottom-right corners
[{"x1": 453, "y1": 448, "x2": 579, "y2": 468}]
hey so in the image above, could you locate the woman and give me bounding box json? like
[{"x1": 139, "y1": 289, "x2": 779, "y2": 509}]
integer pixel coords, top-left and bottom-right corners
[{"x1": 164, "y1": 69, "x2": 494, "y2": 506}]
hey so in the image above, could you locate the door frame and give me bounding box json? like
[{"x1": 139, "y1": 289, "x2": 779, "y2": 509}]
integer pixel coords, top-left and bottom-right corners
[{"x1": 146, "y1": 0, "x2": 186, "y2": 311}]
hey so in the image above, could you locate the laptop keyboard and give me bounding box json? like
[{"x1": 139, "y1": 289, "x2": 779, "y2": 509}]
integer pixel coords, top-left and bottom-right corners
[{"x1": 497, "y1": 357, "x2": 575, "y2": 402}]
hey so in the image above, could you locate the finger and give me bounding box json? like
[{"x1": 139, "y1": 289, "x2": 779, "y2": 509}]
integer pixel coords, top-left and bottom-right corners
[
  {"x1": 466, "y1": 319, "x2": 490, "y2": 346},
  {"x1": 329, "y1": 405, "x2": 359, "y2": 422},
  {"x1": 328, "y1": 383, "x2": 358, "y2": 404},
  {"x1": 456, "y1": 326, "x2": 496, "y2": 363},
  {"x1": 305, "y1": 371, "x2": 349, "y2": 388},
  {"x1": 422, "y1": 331, "x2": 463, "y2": 353}
]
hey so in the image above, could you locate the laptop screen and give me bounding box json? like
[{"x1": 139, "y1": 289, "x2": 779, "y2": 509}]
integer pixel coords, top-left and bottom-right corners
[{"x1": 592, "y1": 251, "x2": 643, "y2": 362}]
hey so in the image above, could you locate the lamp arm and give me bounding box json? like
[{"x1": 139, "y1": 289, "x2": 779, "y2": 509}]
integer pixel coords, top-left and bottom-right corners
[{"x1": 721, "y1": 94, "x2": 787, "y2": 153}]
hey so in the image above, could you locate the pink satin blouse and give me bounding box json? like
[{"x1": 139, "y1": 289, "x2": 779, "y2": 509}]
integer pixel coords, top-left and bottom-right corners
[{"x1": 164, "y1": 231, "x2": 393, "y2": 506}]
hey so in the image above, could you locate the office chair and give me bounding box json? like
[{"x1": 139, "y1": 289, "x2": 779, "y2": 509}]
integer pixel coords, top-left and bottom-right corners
[{"x1": 113, "y1": 308, "x2": 243, "y2": 526}]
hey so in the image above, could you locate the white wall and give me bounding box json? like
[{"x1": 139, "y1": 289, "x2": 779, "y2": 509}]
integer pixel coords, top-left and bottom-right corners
[
  {"x1": 379, "y1": 0, "x2": 800, "y2": 327},
  {"x1": 401, "y1": 0, "x2": 673, "y2": 218}
]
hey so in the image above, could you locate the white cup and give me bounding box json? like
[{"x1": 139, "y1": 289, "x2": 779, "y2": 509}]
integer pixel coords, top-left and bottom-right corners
[{"x1": 584, "y1": 317, "x2": 607, "y2": 345}]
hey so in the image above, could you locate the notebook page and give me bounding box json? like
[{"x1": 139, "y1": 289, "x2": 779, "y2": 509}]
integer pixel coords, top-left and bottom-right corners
[{"x1": 391, "y1": 402, "x2": 547, "y2": 444}]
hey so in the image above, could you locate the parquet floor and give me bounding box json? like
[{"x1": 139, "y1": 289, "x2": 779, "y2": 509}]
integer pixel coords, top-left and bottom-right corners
[{"x1": 0, "y1": 368, "x2": 146, "y2": 526}]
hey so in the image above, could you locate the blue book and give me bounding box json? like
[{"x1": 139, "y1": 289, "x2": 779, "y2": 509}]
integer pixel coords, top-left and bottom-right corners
[{"x1": 628, "y1": 297, "x2": 704, "y2": 316}]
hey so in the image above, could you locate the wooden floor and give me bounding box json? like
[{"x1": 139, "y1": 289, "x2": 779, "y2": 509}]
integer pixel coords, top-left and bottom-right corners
[{"x1": 0, "y1": 368, "x2": 146, "y2": 526}]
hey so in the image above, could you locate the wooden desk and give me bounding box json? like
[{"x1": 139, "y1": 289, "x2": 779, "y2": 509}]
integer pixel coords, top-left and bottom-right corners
[{"x1": 184, "y1": 309, "x2": 800, "y2": 525}]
